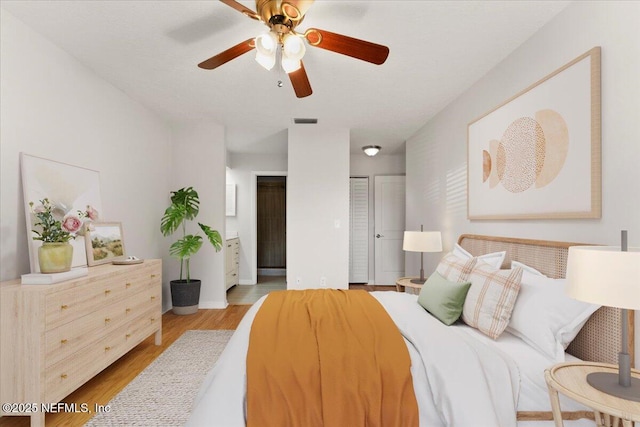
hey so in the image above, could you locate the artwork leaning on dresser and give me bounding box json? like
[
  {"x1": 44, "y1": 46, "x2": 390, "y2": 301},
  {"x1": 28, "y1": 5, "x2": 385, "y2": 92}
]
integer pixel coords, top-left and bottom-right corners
[{"x1": 0, "y1": 260, "x2": 162, "y2": 427}]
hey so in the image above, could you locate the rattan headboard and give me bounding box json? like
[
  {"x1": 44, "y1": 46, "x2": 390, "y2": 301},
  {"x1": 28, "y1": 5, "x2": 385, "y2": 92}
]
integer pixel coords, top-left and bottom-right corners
[{"x1": 458, "y1": 234, "x2": 634, "y2": 366}]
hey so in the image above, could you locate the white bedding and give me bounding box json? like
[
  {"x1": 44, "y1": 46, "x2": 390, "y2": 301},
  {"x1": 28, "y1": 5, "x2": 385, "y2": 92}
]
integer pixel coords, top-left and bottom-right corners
[
  {"x1": 187, "y1": 291, "x2": 593, "y2": 427},
  {"x1": 455, "y1": 323, "x2": 591, "y2": 413}
]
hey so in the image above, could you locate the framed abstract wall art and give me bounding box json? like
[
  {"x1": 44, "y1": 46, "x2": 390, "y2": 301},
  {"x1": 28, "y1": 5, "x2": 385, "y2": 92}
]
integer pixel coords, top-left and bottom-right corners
[
  {"x1": 467, "y1": 47, "x2": 601, "y2": 220},
  {"x1": 21, "y1": 153, "x2": 103, "y2": 272}
]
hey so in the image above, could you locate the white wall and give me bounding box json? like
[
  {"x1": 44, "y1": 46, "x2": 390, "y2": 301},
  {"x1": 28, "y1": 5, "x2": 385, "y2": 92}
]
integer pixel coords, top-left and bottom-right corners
[
  {"x1": 226, "y1": 151, "x2": 405, "y2": 286},
  {"x1": 287, "y1": 126, "x2": 350, "y2": 289},
  {"x1": 405, "y1": 1, "x2": 640, "y2": 363},
  {"x1": 0, "y1": 9, "x2": 172, "y2": 295},
  {"x1": 350, "y1": 153, "x2": 406, "y2": 283},
  {"x1": 170, "y1": 122, "x2": 227, "y2": 308},
  {"x1": 226, "y1": 153, "x2": 288, "y2": 284}
]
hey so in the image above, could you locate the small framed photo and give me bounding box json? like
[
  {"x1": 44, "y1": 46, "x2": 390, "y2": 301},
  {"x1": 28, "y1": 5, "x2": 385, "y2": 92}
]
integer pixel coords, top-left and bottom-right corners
[{"x1": 85, "y1": 222, "x2": 126, "y2": 266}]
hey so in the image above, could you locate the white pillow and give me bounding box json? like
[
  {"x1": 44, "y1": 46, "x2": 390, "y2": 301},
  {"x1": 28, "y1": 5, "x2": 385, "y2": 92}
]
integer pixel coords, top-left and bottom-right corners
[
  {"x1": 453, "y1": 244, "x2": 506, "y2": 270},
  {"x1": 511, "y1": 260, "x2": 544, "y2": 276},
  {"x1": 506, "y1": 273, "x2": 600, "y2": 361}
]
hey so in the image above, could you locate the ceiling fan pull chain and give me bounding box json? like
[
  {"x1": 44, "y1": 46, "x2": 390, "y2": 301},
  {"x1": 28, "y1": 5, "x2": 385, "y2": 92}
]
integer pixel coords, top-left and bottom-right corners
[{"x1": 276, "y1": 47, "x2": 285, "y2": 87}]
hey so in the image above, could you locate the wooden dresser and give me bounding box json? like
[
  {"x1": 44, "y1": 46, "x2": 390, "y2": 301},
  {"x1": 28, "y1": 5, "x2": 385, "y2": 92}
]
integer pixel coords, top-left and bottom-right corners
[
  {"x1": 0, "y1": 260, "x2": 162, "y2": 427},
  {"x1": 225, "y1": 237, "x2": 239, "y2": 290}
]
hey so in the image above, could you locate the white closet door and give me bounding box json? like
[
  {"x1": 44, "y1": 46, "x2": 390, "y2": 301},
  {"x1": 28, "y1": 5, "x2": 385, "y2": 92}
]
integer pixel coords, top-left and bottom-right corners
[
  {"x1": 349, "y1": 177, "x2": 369, "y2": 283},
  {"x1": 374, "y1": 175, "x2": 406, "y2": 285}
]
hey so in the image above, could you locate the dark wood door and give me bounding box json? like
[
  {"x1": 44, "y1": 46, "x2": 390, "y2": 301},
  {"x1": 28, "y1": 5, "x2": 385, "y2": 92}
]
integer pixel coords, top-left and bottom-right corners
[{"x1": 257, "y1": 177, "x2": 286, "y2": 269}]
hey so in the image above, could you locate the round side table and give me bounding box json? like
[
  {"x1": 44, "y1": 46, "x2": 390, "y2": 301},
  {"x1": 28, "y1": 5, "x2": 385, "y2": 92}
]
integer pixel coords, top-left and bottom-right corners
[
  {"x1": 395, "y1": 277, "x2": 425, "y2": 295},
  {"x1": 545, "y1": 361, "x2": 640, "y2": 427}
]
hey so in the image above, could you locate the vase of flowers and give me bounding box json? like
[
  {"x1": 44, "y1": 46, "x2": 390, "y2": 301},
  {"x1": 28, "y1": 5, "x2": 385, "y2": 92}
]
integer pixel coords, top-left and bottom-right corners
[
  {"x1": 38, "y1": 242, "x2": 74, "y2": 273},
  {"x1": 30, "y1": 198, "x2": 97, "y2": 273}
]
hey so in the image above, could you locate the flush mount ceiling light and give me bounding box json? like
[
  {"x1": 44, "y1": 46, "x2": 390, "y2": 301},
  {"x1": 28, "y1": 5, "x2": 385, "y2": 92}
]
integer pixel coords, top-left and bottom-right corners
[
  {"x1": 362, "y1": 145, "x2": 381, "y2": 157},
  {"x1": 197, "y1": 0, "x2": 390, "y2": 98}
]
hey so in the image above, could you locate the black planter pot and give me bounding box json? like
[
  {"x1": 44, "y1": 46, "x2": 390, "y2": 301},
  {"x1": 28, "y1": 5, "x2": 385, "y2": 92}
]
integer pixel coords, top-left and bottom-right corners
[{"x1": 170, "y1": 279, "x2": 201, "y2": 315}]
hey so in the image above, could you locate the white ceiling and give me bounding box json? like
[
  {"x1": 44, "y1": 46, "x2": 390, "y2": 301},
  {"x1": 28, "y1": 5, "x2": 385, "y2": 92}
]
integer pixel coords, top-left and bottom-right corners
[{"x1": 1, "y1": 0, "x2": 571, "y2": 155}]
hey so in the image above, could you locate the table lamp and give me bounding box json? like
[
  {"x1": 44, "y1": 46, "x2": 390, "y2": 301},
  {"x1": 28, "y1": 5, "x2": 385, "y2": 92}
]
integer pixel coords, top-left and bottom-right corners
[
  {"x1": 403, "y1": 226, "x2": 442, "y2": 284},
  {"x1": 566, "y1": 230, "x2": 640, "y2": 401}
]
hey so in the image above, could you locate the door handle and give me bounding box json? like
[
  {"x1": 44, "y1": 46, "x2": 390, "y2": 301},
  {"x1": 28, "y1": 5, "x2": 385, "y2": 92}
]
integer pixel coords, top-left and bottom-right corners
[{"x1": 376, "y1": 234, "x2": 384, "y2": 238}]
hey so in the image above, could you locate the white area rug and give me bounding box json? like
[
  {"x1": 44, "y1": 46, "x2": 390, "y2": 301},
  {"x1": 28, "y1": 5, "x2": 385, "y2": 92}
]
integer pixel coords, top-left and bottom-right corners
[{"x1": 85, "y1": 330, "x2": 234, "y2": 426}]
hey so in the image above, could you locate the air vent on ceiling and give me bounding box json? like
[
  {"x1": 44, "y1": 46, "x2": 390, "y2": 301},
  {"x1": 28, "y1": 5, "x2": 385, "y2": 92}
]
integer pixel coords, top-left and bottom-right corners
[{"x1": 293, "y1": 118, "x2": 318, "y2": 124}]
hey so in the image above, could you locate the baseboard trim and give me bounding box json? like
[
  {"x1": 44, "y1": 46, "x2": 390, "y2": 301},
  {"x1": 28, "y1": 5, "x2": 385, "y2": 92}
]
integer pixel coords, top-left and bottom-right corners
[
  {"x1": 198, "y1": 300, "x2": 229, "y2": 309},
  {"x1": 239, "y1": 279, "x2": 255, "y2": 285}
]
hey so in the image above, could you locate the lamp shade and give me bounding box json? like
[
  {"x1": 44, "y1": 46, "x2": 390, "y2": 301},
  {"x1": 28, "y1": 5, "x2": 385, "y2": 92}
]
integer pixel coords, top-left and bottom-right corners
[
  {"x1": 403, "y1": 231, "x2": 443, "y2": 253},
  {"x1": 566, "y1": 246, "x2": 640, "y2": 310}
]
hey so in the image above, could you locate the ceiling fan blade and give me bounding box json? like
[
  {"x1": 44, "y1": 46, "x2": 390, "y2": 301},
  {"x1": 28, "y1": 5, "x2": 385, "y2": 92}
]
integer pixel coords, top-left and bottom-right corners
[
  {"x1": 282, "y1": 0, "x2": 315, "y2": 21},
  {"x1": 219, "y1": 0, "x2": 260, "y2": 20},
  {"x1": 289, "y1": 62, "x2": 312, "y2": 98},
  {"x1": 198, "y1": 38, "x2": 255, "y2": 70},
  {"x1": 304, "y1": 28, "x2": 389, "y2": 65}
]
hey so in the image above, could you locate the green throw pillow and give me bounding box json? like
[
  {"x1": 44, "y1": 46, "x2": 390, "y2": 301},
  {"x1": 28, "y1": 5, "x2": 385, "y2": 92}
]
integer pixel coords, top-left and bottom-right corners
[{"x1": 417, "y1": 272, "x2": 472, "y2": 325}]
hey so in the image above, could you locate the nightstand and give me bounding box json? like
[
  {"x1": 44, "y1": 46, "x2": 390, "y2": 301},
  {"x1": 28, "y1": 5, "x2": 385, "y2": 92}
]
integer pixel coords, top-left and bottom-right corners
[
  {"x1": 545, "y1": 362, "x2": 640, "y2": 427},
  {"x1": 395, "y1": 277, "x2": 425, "y2": 294}
]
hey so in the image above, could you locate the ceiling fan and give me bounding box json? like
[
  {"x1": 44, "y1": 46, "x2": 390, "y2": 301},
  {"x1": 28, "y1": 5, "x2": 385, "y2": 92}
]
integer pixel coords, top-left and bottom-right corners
[{"x1": 198, "y1": 0, "x2": 390, "y2": 98}]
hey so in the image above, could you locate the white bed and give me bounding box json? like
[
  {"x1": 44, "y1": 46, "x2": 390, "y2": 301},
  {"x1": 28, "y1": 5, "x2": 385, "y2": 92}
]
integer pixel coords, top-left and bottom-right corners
[{"x1": 186, "y1": 235, "x2": 631, "y2": 427}]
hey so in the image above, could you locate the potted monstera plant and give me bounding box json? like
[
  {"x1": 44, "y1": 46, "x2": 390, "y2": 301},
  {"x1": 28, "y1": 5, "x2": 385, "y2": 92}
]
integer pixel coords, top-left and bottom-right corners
[{"x1": 161, "y1": 187, "x2": 222, "y2": 315}]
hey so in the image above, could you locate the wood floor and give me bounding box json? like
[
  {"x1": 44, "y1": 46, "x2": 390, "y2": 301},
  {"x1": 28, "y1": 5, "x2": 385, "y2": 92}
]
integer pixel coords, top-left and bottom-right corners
[
  {"x1": 0, "y1": 306, "x2": 251, "y2": 427},
  {"x1": 0, "y1": 285, "x2": 397, "y2": 427}
]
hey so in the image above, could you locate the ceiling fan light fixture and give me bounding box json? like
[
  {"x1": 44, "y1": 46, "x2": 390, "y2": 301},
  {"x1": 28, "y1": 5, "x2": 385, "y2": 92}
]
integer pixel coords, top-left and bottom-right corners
[
  {"x1": 282, "y1": 34, "x2": 306, "y2": 61},
  {"x1": 203, "y1": 1, "x2": 391, "y2": 98},
  {"x1": 255, "y1": 51, "x2": 276, "y2": 70},
  {"x1": 282, "y1": 56, "x2": 301, "y2": 73},
  {"x1": 255, "y1": 31, "x2": 278, "y2": 70},
  {"x1": 362, "y1": 145, "x2": 381, "y2": 157},
  {"x1": 255, "y1": 32, "x2": 277, "y2": 55}
]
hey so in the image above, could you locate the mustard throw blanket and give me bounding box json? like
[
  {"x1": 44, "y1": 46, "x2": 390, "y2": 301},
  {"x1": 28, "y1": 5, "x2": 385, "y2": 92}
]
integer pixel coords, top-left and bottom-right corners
[{"x1": 246, "y1": 289, "x2": 419, "y2": 427}]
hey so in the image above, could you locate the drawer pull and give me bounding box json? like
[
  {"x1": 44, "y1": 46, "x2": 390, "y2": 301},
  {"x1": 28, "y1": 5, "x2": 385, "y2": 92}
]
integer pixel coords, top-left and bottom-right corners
[
  {"x1": 105, "y1": 346, "x2": 111, "y2": 351},
  {"x1": 60, "y1": 339, "x2": 68, "y2": 345},
  {"x1": 126, "y1": 282, "x2": 131, "y2": 288},
  {"x1": 151, "y1": 274, "x2": 157, "y2": 278},
  {"x1": 126, "y1": 308, "x2": 131, "y2": 313},
  {"x1": 104, "y1": 289, "x2": 112, "y2": 295},
  {"x1": 150, "y1": 317, "x2": 156, "y2": 322},
  {"x1": 150, "y1": 296, "x2": 156, "y2": 301},
  {"x1": 61, "y1": 304, "x2": 68, "y2": 310},
  {"x1": 105, "y1": 318, "x2": 111, "y2": 323},
  {"x1": 60, "y1": 374, "x2": 68, "y2": 379},
  {"x1": 126, "y1": 333, "x2": 131, "y2": 339}
]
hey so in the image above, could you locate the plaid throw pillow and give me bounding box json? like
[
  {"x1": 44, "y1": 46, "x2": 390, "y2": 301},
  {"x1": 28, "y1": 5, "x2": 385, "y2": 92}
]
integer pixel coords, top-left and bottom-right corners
[
  {"x1": 463, "y1": 261, "x2": 523, "y2": 339},
  {"x1": 436, "y1": 252, "x2": 477, "y2": 282}
]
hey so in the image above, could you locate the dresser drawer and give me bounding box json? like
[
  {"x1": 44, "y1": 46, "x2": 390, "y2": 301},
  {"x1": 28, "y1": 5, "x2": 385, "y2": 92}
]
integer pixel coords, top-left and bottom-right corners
[
  {"x1": 44, "y1": 303, "x2": 161, "y2": 403},
  {"x1": 45, "y1": 286, "x2": 160, "y2": 367},
  {"x1": 121, "y1": 263, "x2": 161, "y2": 294},
  {"x1": 45, "y1": 326, "x2": 128, "y2": 403},
  {"x1": 45, "y1": 275, "x2": 127, "y2": 330},
  {"x1": 45, "y1": 263, "x2": 161, "y2": 330},
  {"x1": 45, "y1": 302, "x2": 126, "y2": 367},
  {"x1": 125, "y1": 306, "x2": 161, "y2": 347}
]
